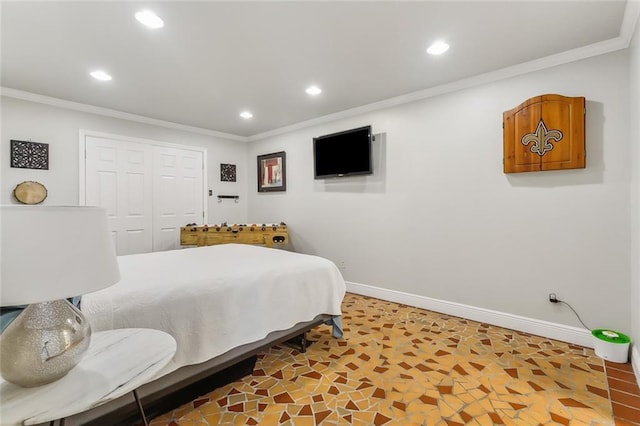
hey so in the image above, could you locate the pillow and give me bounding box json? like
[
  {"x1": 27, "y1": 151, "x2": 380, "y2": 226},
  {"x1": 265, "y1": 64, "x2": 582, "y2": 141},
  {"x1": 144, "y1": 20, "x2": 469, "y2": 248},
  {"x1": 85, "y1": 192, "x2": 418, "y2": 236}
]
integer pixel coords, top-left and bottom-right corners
[{"x1": 0, "y1": 297, "x2": 81, "y2": 333}]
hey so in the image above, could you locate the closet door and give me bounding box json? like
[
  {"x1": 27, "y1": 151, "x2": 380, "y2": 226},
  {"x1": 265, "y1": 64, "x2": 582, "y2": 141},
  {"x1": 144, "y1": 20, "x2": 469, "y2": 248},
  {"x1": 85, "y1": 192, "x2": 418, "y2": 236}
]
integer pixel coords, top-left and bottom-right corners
[
  {"x1": 84, "y1": 136, "x2": 153, "y2": 255},
  {"x1": 153, "y1": 146, "x2": 204, "y2": 252}
]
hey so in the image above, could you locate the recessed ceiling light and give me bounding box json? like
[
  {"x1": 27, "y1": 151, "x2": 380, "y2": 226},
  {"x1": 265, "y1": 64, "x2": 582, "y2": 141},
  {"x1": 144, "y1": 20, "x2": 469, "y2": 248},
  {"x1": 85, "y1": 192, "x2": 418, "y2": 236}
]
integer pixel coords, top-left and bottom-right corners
[
  {"x1": 90, "y1": 70, "x2": 112, "y2": 81},
  {"x1": 427, "y1": 40, "x2": 450, "y2": 55},
  {"x1": 240, "y1": 111, "x2": 253, "y2": 119},
  {"x1": 306, "y1": 85, "x2": 322, "y2": 96},
  {"x1": 135, "y1": 10, "x2": 164, "y2": 29}
]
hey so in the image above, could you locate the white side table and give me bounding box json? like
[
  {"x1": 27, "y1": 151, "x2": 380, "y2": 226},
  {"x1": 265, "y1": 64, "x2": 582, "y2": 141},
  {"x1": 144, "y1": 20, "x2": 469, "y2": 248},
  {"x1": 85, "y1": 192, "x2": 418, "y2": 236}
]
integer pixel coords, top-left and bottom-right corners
[{"x1": 0, "y1": 328, "x2": 176, "y2": 426}]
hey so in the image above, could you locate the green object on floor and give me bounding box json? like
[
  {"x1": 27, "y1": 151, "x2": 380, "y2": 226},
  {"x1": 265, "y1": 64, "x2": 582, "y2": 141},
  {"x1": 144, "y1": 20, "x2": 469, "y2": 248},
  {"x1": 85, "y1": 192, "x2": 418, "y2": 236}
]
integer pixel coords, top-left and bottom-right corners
[{"x1": 592, "y1": 329, "x2": 631, "y2": 344}]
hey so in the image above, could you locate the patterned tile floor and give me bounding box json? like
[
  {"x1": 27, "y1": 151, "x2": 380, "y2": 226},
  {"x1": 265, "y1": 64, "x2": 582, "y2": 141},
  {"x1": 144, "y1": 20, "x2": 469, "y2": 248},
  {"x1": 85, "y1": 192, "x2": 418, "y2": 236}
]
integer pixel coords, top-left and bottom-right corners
[{"x1": 151, "y1": 293, "x2": 637, "y2": 425}]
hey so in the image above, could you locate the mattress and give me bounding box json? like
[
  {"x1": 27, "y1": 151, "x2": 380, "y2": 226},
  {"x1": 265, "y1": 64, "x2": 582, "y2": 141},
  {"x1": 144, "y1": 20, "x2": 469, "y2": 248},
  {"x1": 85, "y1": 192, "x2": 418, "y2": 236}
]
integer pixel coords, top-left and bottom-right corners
[{"x1": 81, "y1": 244, "x2": 345, "y2": 376}]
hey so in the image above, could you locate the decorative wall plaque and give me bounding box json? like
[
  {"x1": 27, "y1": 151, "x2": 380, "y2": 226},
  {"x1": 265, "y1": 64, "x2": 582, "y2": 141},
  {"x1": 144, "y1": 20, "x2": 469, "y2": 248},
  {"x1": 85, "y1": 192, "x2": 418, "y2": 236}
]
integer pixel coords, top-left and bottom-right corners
[
  {"x1": 220, "y1": 163, "x2": 236, "y2": 182},
  {"x1": 13, "y1": 181, "x2": 48, "y2": 204},
  {"x1": 10, "y1": 140, "x2": 49, "y2": 170},
  {"x1": 503, "y1": 94, "x2": 585, "y2": 173}
]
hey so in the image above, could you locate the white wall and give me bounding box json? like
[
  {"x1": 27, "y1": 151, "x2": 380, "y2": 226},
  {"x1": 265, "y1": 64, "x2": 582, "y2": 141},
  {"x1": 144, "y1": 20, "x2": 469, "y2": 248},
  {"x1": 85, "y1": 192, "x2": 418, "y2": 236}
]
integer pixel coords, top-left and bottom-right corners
[
  {"x1": 629, "y1": 16, "x2": 640, "y2": 373},
  {"x1": 1, "y1": 97, "x2": 249, "y2": 224},
  {"x1": 249, "y1": 50, "x2": 631, "y2": 334},
  {"x1": 1, "y1": 45, "x2": 633, "y2": 350}
]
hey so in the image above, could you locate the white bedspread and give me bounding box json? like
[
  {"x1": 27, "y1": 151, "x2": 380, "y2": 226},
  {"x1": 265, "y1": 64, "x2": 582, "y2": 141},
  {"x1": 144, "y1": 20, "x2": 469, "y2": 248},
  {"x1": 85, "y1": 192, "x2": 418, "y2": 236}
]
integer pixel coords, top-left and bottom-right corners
[{"x1": 82, "y1": 244, "x2": 345, "y2": 375}]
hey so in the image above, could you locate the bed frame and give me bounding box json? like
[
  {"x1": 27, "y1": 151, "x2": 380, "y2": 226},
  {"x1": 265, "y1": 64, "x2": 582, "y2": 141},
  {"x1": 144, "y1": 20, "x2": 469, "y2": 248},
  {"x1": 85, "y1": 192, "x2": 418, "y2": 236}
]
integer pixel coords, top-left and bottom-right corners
[{"x1": 63, "y1": 314, "x2": 332, "y2": 425}]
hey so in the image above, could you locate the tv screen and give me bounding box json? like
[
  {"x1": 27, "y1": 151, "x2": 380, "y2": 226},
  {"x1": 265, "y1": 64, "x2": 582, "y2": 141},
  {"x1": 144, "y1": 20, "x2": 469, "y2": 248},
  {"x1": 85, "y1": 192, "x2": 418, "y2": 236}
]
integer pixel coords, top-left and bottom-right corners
[{"x1": 313, "y1": 126, "x2": 373, "y2": 179}]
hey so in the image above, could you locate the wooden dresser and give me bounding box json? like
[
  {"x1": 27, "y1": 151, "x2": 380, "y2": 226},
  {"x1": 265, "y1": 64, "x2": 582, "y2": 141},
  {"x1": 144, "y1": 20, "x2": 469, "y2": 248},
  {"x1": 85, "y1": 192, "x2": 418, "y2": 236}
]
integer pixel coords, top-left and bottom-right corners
[{"x1": 180, "y1": 223, "x2": 288, "y2": 248}]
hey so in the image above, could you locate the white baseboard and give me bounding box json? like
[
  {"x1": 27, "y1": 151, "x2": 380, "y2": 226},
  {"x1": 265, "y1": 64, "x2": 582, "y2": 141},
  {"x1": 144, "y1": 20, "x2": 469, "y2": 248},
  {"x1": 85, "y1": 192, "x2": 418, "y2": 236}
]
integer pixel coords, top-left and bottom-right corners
[
  {"x1": 632, "y1": 345, "x2": 640, "y2": 384},
  {"x1": 345, "y1": 281, "x2": 594, "y2": 348}
]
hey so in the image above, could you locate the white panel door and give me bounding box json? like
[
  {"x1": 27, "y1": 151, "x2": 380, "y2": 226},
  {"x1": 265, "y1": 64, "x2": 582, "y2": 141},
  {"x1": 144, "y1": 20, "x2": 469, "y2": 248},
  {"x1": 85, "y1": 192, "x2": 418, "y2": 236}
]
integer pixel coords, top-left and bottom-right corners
[
  {"x1": 85, "y1": 136, "x2": 153, "y2": 255},
  {"x1": 153, "y1": 146, "x2": 204, "y2": 252}
]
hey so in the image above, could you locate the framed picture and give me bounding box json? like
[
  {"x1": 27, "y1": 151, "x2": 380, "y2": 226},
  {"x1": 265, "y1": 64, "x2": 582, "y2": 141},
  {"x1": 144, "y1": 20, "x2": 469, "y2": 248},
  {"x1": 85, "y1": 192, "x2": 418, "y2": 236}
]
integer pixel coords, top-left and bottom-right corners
[{"x1": 257, "y1": 151, "x2": 286, "y2": 192}]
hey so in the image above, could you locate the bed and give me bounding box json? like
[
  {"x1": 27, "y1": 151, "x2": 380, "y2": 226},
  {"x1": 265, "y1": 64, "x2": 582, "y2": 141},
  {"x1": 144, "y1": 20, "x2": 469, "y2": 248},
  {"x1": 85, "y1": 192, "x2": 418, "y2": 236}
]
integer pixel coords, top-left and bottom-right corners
[{"x1": 68, "y1": 243, "x2": 346, "y2": 424}]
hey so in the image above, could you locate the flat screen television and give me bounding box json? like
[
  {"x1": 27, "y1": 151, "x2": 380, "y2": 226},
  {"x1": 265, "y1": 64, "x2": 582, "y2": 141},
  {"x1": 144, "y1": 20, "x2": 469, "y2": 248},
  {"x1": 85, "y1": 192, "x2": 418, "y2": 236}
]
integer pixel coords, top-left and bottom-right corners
[{"x1": 313, "y1": 125, "x2": 373, "y2": 179}]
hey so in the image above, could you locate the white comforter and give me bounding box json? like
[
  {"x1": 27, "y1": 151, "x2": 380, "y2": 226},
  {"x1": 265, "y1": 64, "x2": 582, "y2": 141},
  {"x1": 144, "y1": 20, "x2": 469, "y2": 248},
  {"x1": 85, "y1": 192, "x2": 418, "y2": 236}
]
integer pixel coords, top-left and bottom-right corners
[{"x1": 82, "y1": 244, "x2": 345, "y2": 375}]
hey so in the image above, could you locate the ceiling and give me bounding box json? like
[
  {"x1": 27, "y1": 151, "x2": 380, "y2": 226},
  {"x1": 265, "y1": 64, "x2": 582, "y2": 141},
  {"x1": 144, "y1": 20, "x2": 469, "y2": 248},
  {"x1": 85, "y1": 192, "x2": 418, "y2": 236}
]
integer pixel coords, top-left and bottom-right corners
[{"x1": 0, "y1": 1, "x2": 632, "y2": 139}]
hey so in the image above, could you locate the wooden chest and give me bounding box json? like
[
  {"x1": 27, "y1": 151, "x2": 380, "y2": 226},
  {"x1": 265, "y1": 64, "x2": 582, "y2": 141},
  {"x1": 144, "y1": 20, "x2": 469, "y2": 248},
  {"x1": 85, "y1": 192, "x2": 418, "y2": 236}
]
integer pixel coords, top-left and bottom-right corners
[{"x1": 180, "y1": 224, "x2": 288, "y2": 248}]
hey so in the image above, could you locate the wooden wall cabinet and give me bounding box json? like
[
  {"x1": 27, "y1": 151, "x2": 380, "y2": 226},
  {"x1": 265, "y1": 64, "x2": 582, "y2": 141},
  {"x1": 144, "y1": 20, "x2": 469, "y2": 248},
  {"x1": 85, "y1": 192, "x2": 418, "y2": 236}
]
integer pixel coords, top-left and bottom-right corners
[{"x1": 503, "y1": 94, "x2": 585, "y2": 173}]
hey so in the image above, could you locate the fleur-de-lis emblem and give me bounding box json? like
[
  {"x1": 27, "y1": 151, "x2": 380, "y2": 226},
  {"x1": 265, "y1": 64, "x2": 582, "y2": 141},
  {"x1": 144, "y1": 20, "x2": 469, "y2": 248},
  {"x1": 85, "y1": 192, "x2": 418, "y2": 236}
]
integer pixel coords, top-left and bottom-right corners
[{"x1": 521, "y1": 119, "x2": 563, "y2": 156}]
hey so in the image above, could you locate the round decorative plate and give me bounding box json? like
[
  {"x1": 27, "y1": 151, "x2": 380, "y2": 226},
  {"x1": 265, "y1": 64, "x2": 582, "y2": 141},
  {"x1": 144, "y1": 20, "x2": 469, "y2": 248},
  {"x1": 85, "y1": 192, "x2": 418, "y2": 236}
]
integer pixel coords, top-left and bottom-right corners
[{"x1": 13, "y1": 181, "x2": 48, "y2": 204}]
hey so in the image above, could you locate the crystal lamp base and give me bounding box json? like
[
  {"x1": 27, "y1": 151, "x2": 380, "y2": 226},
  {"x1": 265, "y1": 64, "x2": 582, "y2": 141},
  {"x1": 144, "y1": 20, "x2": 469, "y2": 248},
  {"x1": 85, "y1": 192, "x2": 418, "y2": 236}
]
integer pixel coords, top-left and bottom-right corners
[{"x1": 0, "y1": 299, "x2": 91, "y2": 387}]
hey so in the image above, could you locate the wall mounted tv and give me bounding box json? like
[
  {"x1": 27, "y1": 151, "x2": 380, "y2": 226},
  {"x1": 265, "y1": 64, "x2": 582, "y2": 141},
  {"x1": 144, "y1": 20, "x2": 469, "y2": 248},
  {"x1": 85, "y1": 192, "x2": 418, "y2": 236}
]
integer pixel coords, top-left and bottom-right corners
[{"x1": 313, "y1": 125, "x2": 373, "y2": 179}]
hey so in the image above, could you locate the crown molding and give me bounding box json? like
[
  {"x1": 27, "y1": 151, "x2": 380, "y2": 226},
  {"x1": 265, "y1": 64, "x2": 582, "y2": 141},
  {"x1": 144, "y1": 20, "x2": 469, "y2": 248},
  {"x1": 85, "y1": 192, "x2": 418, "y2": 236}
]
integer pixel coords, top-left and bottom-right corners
[
  {"x1": 0, "y1": 87, "x2": 248, "y2": 142},
  {"x1": 248, "y1": 35, "x2": 630, "y2": 142},
  {"x1": 621, "y1": 0, "x2": 640, "y2": 46},
  {"x1": 249, "y1": 0, "x2": 639, "y2": 142},
  {"x1": 4, "y1": 0, "x2": 637, "y2": 145}
]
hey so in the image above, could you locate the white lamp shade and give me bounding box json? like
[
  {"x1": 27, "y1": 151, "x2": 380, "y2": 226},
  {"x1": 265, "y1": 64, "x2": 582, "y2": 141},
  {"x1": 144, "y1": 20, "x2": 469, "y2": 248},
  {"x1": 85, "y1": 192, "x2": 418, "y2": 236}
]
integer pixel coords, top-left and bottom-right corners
[{"x1": 1, "y1": 205, "x2": 121, "y2": 306}]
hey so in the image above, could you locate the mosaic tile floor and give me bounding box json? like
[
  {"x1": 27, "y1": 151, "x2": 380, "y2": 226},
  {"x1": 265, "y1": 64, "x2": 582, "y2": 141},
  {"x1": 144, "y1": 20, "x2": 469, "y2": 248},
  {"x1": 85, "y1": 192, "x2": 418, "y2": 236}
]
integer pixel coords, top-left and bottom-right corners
[{"x1": 150, "y1": 293, "x2": 628, "y2": 425}]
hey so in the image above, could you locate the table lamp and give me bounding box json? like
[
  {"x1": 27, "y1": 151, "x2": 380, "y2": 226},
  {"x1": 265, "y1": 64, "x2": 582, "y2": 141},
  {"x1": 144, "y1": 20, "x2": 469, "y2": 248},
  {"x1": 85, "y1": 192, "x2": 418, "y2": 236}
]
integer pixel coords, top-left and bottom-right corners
[{"x1": 0, "y1": 205, "x2": 120, "y2": 387}]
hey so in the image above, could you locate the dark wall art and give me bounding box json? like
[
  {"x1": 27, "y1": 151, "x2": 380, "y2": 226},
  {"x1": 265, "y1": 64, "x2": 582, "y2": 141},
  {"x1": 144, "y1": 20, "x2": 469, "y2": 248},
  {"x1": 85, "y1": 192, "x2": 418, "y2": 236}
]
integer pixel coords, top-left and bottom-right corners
[
  {"x1": 220, "y1": 163, "x2": 237, "y2": 182},
  {"x1": 10, "y1": 140, "x2": 49, "y2": 170}
]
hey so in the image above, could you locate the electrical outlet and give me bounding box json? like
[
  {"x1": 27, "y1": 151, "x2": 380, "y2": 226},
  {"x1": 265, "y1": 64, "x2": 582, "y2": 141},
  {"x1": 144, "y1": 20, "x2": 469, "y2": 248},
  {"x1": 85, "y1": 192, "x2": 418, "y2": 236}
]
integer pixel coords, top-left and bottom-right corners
[
  {"x1": 339, "y1": 261, "x2": 346, "y2": 270},
  {"x1": 549, "y1": 293, "x2": 558, "y2": 303}
]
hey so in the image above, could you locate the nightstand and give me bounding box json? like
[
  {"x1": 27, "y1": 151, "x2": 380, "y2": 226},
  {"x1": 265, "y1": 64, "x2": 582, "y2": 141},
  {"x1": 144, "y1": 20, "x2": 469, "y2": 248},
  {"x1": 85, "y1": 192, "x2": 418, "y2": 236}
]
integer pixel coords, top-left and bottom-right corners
[{"x1": 0, "y1": 328, "x2": 176, "y2": 426}]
